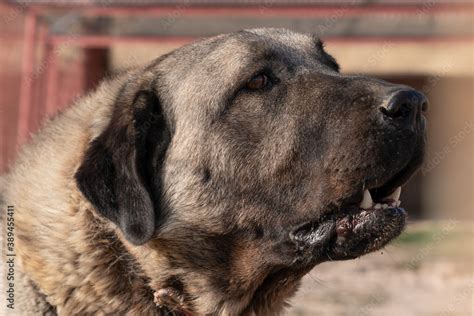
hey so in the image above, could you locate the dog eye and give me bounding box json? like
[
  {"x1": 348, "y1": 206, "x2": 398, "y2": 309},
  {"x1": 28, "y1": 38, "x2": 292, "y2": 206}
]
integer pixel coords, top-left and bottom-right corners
[{"x1": 246, "y1": 73, "x2": 270, "y2": 90}]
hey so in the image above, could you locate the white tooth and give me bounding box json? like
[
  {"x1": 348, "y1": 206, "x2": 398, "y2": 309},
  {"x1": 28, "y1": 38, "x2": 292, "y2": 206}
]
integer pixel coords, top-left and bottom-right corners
[
  {"x1": 360, "y1": 189, "x2": 373, "y2": 209},
  {"x1": 382, "y1": 203, "x2": 389, "y2": 209},
  {"x1": 388, "y1": 187, "x2": 402, "y2": 202},
  {"x1": 374, "y1": 203, "x2": 382, "y2": 210}
]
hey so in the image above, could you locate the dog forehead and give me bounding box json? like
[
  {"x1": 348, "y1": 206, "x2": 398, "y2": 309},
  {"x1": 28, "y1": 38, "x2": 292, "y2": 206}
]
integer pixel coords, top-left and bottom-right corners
[
  {"x1": 184, "y1": 28, "x2": 316, "y2": 72},
  {"x1": 158, "y1": 37, "x2": 250, "y2": 111},
  {"x1": 235, "y1": 28, "x2": 337, "y2": 78},
  {"x1": 233, "y1": 28, "x2": 318, "y2": 67},
  {"x1": 156, "y1": 28, "x2": 322, "y2": 116},
  {"x1": 245, "y1": 28, "x2": 315, "y2": 51}
]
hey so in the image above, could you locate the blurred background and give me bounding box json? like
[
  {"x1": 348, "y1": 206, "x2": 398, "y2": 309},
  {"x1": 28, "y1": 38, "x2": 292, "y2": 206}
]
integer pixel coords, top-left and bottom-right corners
[{"x1": 0, "y1": 0, "x2": 472, "y2": 315}]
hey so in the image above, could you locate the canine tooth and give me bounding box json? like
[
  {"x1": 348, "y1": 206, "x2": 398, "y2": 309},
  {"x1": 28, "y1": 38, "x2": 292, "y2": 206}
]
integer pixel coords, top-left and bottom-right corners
[
  {"x1": 360, "y1": 189, "x2": 373, "y2": 209},
  {"x1": 388, "y1": 187, "x2": 402, "y2": 202},
  {"x1": 396, "y1": 200, "x2": 401, "y2": 207},
  {"x1": 374, "y1": 203, "x2": 382, "y2": 209},
  {"x1": 382, "y1": 203, "x2": 388, "y2": 209}
]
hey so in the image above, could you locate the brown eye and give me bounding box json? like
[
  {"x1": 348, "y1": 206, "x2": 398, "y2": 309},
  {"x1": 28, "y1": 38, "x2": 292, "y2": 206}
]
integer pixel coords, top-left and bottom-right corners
[{"x1": 246, "y1": 73, "x2": 269, "y2": 90}]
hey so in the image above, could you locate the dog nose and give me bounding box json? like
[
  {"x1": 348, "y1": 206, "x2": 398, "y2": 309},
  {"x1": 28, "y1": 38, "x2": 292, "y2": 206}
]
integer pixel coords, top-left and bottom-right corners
[{"x1": 380, "y1": 89, "x2": 428, "y2": 127}]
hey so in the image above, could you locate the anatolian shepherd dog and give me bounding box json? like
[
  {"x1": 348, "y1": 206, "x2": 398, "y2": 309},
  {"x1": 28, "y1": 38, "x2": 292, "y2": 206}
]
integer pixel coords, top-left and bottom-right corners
[{"x1": 1, "y1": 28, "x2": 427, "y2": 315}]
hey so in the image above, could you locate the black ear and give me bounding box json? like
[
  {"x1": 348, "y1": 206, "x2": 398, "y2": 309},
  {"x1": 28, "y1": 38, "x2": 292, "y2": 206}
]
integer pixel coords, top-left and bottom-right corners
[{"x1": 75, "y1": 79, "x2": 170, "y2": 245}]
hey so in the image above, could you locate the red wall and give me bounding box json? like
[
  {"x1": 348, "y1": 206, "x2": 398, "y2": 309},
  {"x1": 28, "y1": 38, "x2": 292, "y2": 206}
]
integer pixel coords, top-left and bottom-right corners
[{"x1": 0, "y1": 4, "x2": 107, "y2": 173}]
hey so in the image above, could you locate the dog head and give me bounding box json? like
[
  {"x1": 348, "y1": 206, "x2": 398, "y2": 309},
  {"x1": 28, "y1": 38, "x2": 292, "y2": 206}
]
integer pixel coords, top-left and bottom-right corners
[{"x1": 76, "y1": 28, "x2": 427, "y2": 314}]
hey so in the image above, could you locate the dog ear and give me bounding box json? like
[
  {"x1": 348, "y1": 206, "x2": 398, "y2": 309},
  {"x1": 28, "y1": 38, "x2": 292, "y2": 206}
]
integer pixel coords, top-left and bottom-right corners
[{"x1": 75, "y1": 77, "x2": 170, "y2": 245}]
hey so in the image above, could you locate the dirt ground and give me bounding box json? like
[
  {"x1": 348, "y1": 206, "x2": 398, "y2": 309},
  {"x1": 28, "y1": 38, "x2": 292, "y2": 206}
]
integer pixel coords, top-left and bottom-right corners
[{"x1": 287, "y1": 221, "x2": 473, "y2": 316}]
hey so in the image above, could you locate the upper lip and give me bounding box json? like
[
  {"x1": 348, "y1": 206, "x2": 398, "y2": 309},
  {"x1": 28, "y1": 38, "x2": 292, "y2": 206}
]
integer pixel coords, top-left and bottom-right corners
[
  {"x1": 369, "y1": 132, "x2": 425, "y2": 201},
  {"x1": 369, "y1": 164, "x2": 418, "y2": 202}
]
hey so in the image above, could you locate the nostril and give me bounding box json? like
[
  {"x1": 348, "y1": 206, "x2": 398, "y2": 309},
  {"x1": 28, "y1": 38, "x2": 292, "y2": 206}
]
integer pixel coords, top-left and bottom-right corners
[
  {"x1": 421, "y1": 100, "x2": 429, "y2": 113},
  {"x1": 381, "y1": 89, "x2": 428, "y2": 121},
  {"x1": 380, "y1": 99, "x2": 411, "y2": 119},
  {"x1": 379, "y1": 103, "x2": 408, "y2": 119}
]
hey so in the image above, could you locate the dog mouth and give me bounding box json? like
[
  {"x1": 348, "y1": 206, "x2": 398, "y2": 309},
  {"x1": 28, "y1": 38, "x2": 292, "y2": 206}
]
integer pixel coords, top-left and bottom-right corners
[
  {"x1": 291, "y1": 182, "x2": 408, "y2": 262},
  {"x1": 328, "y1": 186, "x2": 405, "y2": 260}
]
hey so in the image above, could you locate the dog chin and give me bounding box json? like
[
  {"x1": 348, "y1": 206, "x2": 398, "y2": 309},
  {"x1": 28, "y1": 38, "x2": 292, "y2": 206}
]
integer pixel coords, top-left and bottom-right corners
[{"x1": 291, "y1": 186, "x2": 406, "y2": 263}]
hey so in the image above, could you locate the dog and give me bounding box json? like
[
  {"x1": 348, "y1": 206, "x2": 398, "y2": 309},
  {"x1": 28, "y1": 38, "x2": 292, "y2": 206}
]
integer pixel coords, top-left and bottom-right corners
[{"x1": 1, "y1": 28, "x2": 427, "y2": 315}]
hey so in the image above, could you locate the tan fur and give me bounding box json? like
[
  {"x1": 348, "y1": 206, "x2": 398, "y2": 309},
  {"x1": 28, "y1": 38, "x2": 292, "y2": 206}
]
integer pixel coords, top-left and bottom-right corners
[{"x1": 1, "y1": 75, "x2": 160, "y2": 315}]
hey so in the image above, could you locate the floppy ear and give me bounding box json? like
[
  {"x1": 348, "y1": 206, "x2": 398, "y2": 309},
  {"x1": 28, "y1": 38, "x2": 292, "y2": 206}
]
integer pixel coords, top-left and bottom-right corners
[{"x1": 75, "y1": 77, "x2": 170, "y2": 245}]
